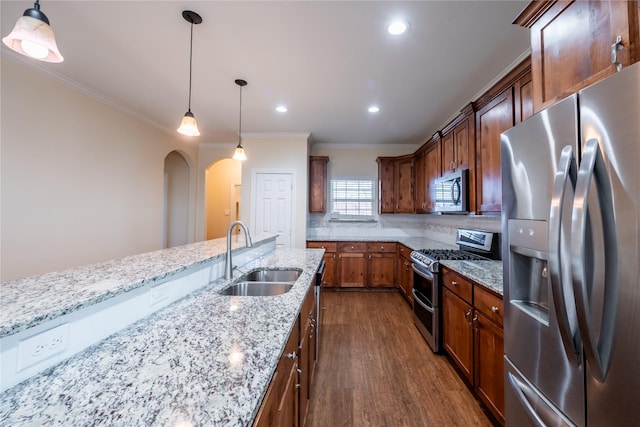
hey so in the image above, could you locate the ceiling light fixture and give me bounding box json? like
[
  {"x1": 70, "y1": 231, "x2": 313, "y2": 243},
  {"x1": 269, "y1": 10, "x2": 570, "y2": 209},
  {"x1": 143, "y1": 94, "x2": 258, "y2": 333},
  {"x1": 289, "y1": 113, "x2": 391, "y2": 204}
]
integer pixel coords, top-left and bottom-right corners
[
  {"x1": 387, "y1": 20, "x2": 409, "y2": 35},
  {"x1": 2, "y1": 0, "x2": 63, "y2": 63},
  {"x1": 368, "y1": 106, "x2": 380, "y2": 113},
  {"x1": 177, "y1": 10, "x2": 202, "y2": 137},
  {"x1": 276, "y1": 105, "x2": 288, "y2": 113},
  {"x1": 233, "y1": 79, "x2": 248, "y2": 161}
]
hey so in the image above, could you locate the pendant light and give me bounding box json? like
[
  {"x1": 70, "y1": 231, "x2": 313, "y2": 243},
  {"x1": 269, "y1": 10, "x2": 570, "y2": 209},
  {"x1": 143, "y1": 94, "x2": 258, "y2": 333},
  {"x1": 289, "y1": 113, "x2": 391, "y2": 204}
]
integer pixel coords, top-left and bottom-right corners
[
  {"x1": 2, "y1": 0, "x2": 63, "y2": 63},
  {"x1": 233, "y1": 79, "x2": 248, "y2": 161},
  {"x1": 177, "y1": 10, "x2": 202, "y2": 137}
]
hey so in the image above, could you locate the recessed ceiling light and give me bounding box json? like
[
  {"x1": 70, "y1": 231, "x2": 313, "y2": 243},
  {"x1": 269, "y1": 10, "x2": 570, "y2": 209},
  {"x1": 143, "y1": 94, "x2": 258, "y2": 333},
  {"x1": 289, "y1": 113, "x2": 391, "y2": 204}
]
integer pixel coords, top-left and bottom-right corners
[
  {"x1": 368, "y1": 106, "x2": 380, "y2": 113},
  {"x1": 276, "y1": 105, "x2": 288, "y2": 113},
  {"x1": 387, "y1": 20, "x2": 408, "y2": 35}
]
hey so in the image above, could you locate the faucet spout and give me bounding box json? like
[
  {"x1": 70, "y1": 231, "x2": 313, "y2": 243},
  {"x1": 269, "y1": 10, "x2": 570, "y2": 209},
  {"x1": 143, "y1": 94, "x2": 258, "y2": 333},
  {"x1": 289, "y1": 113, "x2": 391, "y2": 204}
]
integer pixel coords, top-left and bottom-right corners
[{"x1": 224, "y1": 221, "x2": 253, "y2": 280}]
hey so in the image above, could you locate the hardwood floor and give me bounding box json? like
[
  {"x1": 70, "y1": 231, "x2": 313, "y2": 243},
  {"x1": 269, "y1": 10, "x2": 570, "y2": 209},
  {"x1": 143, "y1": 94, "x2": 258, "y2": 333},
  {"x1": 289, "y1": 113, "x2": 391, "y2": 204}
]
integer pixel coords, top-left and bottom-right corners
[{"x1": 306, "y1": 291, "x2": 493, "y2": 427}]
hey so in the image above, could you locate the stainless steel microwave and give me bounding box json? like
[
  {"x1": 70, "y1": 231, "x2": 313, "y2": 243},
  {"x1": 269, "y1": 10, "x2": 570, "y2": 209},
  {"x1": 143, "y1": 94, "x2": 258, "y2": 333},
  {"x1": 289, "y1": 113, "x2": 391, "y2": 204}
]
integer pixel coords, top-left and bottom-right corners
[{"x1": 434, "y1": 169, "x2": 469, "y2": 213}]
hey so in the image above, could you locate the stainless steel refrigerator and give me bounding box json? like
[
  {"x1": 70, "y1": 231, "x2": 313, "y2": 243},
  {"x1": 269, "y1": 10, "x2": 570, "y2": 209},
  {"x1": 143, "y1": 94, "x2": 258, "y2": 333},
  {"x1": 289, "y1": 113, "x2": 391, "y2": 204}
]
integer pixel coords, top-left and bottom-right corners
[{"x1": 501, "y1": 61, "x2": 640, "y2": 426}]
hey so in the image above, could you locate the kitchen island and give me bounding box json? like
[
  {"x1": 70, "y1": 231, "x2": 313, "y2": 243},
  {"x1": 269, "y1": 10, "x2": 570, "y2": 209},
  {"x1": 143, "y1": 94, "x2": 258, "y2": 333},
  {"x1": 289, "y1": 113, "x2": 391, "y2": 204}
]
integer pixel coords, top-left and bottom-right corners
[{"x1": 0, "y1": 237, "x2": 324, "y2": 426}]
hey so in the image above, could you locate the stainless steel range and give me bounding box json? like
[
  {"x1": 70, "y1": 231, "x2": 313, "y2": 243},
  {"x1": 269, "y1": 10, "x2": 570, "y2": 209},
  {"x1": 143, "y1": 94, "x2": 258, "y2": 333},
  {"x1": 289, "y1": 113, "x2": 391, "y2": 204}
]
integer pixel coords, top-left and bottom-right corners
[{"x1": 410, "y1": 228, "x2": 500, "y2": 352}]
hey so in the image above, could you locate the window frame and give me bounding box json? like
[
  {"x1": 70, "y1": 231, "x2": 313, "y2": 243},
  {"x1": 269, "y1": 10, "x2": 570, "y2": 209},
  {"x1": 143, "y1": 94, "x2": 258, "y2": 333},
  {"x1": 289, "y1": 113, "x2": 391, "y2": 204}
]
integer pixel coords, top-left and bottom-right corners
[{"x1": 329, "y1": 178, "x2": 376, "y2": 219}]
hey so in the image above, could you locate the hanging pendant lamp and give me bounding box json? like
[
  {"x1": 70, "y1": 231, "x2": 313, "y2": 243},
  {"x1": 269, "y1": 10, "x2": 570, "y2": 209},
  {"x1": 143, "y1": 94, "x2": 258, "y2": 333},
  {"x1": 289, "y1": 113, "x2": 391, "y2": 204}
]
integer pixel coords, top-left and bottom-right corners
[
  {"x1": 233, "y1": 79, "x2": 248, "y2": 161},
  {"x1": 177, "y1": 10, "x2": 202, "y2": 137},
  {"x1": 2, "y1": 0, "x2": 63, "y2": 63}
]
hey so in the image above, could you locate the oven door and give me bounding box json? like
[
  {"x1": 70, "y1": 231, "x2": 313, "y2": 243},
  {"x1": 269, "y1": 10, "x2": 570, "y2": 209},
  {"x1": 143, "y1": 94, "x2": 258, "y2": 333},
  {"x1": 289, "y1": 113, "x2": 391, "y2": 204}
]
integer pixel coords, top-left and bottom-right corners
[{"x1": 411, "y1": 263, "x2": 440, "y2": 353}]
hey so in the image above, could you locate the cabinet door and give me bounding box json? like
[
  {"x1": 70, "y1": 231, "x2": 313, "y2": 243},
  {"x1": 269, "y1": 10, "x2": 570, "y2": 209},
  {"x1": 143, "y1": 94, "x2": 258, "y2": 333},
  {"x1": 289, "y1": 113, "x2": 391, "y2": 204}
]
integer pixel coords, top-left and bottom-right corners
[
  {"x1": 399, "y1": 256, "x2": 413, "y2": 304},
  {"x1": 425, "y1": 141, "x2": 441, "y2": 212},
  {"x1": 476, "y1": 89, "x2": 514, "y2": 214},
  {"x1": 377, "y1": 158, "x2": 395, "y2": 213},
  {"x1": 441, "y1": 131, "x2": 455, "y2": 175},
  {"x1": 514, "y1": 71, "x2": 534, "y2": 124},
  {"x1": 474, "y1": 312, "x2": 505, "y2": 424},
  {"x1": 299, "y1": 319, "x2": 311, "y2": 427},
  {"x1": 518, "y1": 0, "x2": 640, "y2": 111},
  {"x1": 338, "y1": 253, "x2": 367, "y2": 287},
  {"x1": 394, "y1": 157, "x2": 415, "y2": 213},
  {"x1": 443, "y1": 287, "x2": 474, "y2": 383},
  {"x1": 309, "y1": 156, "x2": 329, "y2": 213},
  {"x1": 368, "y1": 253, "x2": 396, "y2": 287},
  {"x1": 276, "y1": 364, "x2": 299, "y2": 427},
  {"x1": 453, "y1": 119, "x2": 470, "y2": 171},
  {"x1": 414, "y1": 151, "x2": 427, "y2": 213},
  {"x1": 322, "y1": 253, "x2": 337, "y2": 287}
]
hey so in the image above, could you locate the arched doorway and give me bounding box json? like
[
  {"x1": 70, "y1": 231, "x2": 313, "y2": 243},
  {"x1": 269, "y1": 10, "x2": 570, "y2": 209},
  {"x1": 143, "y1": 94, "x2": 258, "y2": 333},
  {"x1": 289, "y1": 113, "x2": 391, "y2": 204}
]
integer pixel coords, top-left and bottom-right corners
[
  {"x1": 163, "y1": 151, "x2": 190, "y2": 248},
  {"x1": 205, "y1": 158, "x2": 242, "y2": 239}
]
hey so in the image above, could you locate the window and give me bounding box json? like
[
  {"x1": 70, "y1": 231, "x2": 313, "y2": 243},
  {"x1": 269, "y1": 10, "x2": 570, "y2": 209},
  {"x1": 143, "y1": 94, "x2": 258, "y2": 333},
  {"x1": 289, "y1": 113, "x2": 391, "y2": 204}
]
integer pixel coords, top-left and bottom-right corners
[{"x1": 330, "y1": 179, "x2": 374, "y2": 217}]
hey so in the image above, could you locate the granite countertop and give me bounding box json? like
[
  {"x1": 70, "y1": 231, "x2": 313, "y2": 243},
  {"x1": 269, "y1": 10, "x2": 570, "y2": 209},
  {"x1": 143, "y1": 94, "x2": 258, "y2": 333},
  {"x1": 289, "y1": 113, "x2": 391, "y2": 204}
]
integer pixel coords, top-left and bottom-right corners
[
  {"x1": 0, "y1": 248, "x2": 324, "y2": 426},
  {"x1": 440, "y1": 260, "x2": 504, "y2": 295},
  {"x1": 0, "y1": 233, "x2": 275, "y2": 338}
]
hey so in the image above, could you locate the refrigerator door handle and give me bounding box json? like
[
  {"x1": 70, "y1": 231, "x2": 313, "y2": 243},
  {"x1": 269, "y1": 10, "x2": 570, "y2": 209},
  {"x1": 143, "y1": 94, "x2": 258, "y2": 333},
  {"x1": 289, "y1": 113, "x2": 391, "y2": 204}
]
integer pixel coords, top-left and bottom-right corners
[
  {"x1": 571, "y1": 138, "x2": 618, "y2": 382},
  {"x1": 548, "y1": 145, "x2": 582, "y2": 365}
]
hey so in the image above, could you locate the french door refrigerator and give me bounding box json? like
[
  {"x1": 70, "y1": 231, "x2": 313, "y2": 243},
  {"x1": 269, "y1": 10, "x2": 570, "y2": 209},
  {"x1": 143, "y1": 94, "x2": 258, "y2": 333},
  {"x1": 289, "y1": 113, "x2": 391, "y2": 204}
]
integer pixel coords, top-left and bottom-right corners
[{"x1": 501, "y1": 61, "x2": 640, "y2": 426}]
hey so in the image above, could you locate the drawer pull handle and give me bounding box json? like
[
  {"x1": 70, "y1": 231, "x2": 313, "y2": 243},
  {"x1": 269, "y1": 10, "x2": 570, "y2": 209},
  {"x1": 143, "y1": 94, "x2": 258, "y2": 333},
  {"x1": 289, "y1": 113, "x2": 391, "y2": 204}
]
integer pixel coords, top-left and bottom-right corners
[
  {"x1": 491, "y1": 306, "x2": 500, "y2": 314},
  {"x1": 451, "y1": 281, "x2": 458, "y2": 286},
  {"x1": 287, "y1": 352, "x2": 297, "y2": 359}
]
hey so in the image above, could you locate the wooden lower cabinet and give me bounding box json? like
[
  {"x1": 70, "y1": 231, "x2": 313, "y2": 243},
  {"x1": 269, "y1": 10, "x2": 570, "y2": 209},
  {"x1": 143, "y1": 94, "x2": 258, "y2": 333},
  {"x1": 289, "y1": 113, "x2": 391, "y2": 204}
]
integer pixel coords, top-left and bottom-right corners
[
  {"x1": 254, "y1": 286, "x2": 318, "y2": 427},
  {"x1": 443, "y1": 287, "x2": 474, "y2": 383},
  {"x1": 442, "y1": 267, "x2": 505, "y2": 425},
  {"x1": 306, "y1": 242, "x2": 337, "y2": 287},
  {"x1": 338, "y1": 252, "x2": 367, "y2": 287},
  {"x1": 366, "y1": 242, "x2": 396, "y2": 288},
  {"x1": 397, "y1": 244, "x2": 413, "y2": 304},
  {"x1": 475, "y1": 311, "x2": 505, "y2": 422}
]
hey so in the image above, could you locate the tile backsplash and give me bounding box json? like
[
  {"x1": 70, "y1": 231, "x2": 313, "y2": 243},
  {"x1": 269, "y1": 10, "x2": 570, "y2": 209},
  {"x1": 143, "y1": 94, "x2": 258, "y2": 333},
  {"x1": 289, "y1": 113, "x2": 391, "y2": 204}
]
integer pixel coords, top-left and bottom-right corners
[{"x1": 307, "y1": 213, "x2": 501, "y2": 245}]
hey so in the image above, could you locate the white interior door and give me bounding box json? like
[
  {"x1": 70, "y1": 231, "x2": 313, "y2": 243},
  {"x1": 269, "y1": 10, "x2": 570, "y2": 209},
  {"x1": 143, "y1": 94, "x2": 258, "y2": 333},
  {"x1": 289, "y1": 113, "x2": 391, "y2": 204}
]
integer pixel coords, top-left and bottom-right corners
[{"x1": 252, "y1": 172, "x2": 294, "y2": 248}]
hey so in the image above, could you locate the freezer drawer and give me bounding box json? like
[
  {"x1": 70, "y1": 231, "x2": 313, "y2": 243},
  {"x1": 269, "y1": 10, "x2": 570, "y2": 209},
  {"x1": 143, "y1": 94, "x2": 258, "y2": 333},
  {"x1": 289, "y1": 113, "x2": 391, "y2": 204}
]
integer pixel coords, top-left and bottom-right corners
[{"x1": 505, "y1": 358, "x2": 577, "y2": 427}]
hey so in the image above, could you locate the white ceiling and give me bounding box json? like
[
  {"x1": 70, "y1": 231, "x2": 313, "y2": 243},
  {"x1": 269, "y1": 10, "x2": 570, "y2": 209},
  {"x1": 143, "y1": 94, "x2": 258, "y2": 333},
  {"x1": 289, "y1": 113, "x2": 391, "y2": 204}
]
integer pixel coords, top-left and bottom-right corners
[{"x1": 1, "y1": 1, "x2": 531, "y2": 147}]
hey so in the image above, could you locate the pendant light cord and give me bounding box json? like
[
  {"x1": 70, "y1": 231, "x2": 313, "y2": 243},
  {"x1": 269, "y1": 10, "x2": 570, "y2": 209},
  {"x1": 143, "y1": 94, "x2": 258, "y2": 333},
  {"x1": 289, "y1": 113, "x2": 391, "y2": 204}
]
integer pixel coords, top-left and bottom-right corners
[
  {"x1": 187, "y1": 21, "x2": 194, "y2": 112},
  {"x1": 238, "y1": 84, "x2": 243, "y2": 145}
]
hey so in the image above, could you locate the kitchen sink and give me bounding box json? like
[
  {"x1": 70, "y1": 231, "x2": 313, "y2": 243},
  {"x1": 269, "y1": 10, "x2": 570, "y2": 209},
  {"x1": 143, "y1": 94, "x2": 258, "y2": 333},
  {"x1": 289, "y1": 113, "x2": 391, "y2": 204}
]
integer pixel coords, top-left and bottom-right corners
[
  {"x1": 218, "y1": 268, "x2": 302, "y2": 296},
  {"x1": 219, "y1": 281, "x2": 294, "y2": 296},
  {"x1": 240, "y1": 268, "x2": 302, "y2": 283}
]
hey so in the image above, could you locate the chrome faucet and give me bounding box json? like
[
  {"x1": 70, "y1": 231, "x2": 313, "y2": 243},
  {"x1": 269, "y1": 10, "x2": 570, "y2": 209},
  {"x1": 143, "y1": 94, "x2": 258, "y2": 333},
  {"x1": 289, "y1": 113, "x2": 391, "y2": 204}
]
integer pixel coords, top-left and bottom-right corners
[{"x1": 224, "y1": 221, "x2": 253, "y2": 279}]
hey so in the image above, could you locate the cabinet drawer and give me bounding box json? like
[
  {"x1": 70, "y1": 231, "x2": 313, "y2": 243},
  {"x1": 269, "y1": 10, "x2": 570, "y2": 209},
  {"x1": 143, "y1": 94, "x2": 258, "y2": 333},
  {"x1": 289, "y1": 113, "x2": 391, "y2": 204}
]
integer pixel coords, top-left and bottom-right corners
[
  {"x1": 306, "y1": 241, "x2": 337, "y2": 252},
  {"x1": 366, "y1": 242, "x2": 396, "y2": 253},
  {"x1": 338, "y1": 242, "x2": 367, "y2": 253},
  {"x1": 442, "y1": 268, "x2": 473, "y2": 305},
  {"x1": 474, "y1": 286, "x2": 503, "y2": 327},
  {"x1": 398, "y1": 244, "x2": 412, "y2": 258}
]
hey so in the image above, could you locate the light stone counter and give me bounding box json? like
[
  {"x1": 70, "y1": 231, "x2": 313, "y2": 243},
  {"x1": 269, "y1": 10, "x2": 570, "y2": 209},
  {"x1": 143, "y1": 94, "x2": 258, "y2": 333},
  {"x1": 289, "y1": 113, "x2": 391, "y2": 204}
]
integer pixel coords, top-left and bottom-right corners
[
  {"x1": 0, "y1": 234, "x2": 276, "y2": 338},
  {"x1": 440, "y1": 260, "x2": 504, "y2": 295},
  {"x1": 0, "y1": 247, "x2": 324, "y2": 426}
]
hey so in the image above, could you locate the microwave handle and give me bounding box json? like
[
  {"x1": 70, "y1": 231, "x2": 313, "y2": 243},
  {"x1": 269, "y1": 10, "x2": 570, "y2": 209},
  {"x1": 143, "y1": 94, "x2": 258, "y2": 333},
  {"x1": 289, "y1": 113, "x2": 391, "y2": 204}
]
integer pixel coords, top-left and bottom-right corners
[{"x1": 452, "y1": 178, "x2": 461, "y2": 205}]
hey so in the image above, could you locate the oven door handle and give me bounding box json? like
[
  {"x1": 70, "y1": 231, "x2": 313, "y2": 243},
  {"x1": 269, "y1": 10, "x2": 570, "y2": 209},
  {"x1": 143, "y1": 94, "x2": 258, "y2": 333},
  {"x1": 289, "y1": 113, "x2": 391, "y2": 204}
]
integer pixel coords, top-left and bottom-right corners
[
  {"x1": 412, "y1": 289, "x2": 435, "y2": 313},
  {"x1": 411, "y1": 263, "x2": 433, "y2": 280}
]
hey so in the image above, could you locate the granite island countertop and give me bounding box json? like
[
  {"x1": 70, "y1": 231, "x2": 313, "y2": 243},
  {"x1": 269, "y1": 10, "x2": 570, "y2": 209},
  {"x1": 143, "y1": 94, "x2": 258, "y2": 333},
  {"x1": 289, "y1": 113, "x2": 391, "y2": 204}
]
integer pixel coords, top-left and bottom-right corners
[{"x1": 0, "y1": 248, "x2": 324, "y2": 426}]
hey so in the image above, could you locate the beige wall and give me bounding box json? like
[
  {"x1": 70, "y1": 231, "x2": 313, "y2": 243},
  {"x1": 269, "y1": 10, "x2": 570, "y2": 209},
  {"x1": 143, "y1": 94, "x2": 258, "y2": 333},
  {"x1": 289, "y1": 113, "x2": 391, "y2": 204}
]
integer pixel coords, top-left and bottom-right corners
[
  {"x1": 205, "y1": 158, "x2": 242, "y2": 240},
  {"x1": 240, "y1": 134, "x2": 310, "y2": 248},
  {"x1": 1, "y1": 59, "x2": 197, "y2": 281}
]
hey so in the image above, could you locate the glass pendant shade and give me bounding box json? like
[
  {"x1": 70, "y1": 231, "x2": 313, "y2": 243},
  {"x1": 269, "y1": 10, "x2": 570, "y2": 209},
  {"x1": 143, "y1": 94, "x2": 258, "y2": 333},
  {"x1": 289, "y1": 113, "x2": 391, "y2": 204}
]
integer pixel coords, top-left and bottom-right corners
[
  {"x1": 233, "y1": 144, "x2": 247, "y2": 161},
  {"x1": 177, "y1": 111, "x2": 200, "y2": 136},
  {"x1": 3, "y1": 13, "x2": 63, "y2": 63}
]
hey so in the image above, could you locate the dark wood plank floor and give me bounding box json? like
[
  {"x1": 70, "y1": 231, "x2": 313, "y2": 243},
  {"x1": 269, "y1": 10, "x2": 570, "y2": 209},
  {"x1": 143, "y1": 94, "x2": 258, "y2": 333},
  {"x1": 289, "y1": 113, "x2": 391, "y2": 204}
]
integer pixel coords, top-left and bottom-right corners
[{"x1": 306, "y1": 291, "x2": 493, "y2": 427}]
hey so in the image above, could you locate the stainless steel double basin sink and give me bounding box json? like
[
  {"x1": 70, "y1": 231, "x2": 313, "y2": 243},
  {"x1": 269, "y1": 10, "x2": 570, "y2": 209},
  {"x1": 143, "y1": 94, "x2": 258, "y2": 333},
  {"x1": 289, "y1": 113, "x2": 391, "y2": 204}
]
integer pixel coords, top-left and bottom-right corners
[{"x1": 219, "y1": 268, "x2": 302, "y2": 296}]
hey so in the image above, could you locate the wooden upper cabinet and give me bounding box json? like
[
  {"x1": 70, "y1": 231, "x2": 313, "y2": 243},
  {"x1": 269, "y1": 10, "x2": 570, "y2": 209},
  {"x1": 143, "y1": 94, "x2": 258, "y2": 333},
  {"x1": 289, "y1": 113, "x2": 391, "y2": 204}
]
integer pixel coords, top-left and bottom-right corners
[
  {"x1": 394, "y1": 156, "x2": 415, "y2": 213},
  {"x1": 515, "y1": 0, "x2": 640, "y2": 112},
  {"x1": 424, "y1": 137, "x2": 442, "y2": 212},
  {"x1": 476, "y1": 89, "x2": 514, "y2": 214},
  {"x1": 514, "y1": 72, "x2": 534, "y2": 124},
  {"x1": 309, "y1": 156, "x2": 329, "y2": 213},
  {"x1": 414, "y1": 150, "x2": 428, "y2": 214},
  {"x1": 377, "y1": 157, "x2": 395, "y2": 214},
  {"x1": 441, "y1": 104, "x2": 474, "y2": 175},
  {"x1": 377, "y1": 155, "x2": 414, "y2": 214}
]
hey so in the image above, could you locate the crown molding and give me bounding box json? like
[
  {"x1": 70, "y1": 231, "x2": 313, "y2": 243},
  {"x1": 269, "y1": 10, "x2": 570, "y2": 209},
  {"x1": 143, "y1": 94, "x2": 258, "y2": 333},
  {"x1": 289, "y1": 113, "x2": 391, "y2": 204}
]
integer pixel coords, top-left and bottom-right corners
[
  {"x1": 314, "y1": 142, "x2": 421, "y2": 151},
  {"x1": 242, "y1": 132, "x2": 311, "y2": 140}
]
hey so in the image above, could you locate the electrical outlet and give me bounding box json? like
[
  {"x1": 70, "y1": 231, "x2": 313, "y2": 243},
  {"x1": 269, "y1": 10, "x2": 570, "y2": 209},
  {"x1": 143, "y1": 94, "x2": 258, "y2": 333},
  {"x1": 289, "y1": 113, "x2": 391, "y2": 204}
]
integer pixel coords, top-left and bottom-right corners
[
  {"x1": 17, "y1": 323, "x2": 70, "y2": 372},
  {"x1": 149, "y1": 282, "x2": 172, "y2": 306}
]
